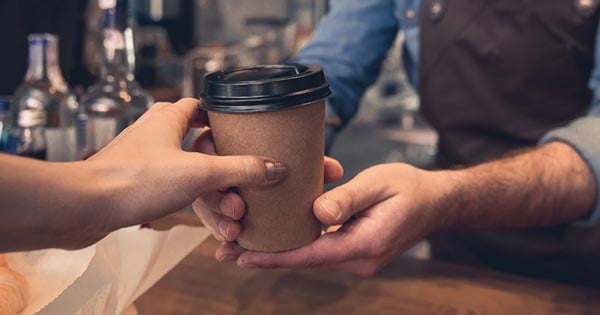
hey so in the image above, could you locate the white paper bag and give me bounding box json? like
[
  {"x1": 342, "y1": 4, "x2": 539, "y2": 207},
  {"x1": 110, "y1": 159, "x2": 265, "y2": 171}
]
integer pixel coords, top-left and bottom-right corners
[{"x1": 6, "y1": 224, "x2": 210, "y2": 315}]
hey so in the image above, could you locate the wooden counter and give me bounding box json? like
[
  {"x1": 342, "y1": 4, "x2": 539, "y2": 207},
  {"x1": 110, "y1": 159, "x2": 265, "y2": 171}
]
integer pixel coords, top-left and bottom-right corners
[{"x1": 136, "y1": 213, "x2": 600, "y2": 315}]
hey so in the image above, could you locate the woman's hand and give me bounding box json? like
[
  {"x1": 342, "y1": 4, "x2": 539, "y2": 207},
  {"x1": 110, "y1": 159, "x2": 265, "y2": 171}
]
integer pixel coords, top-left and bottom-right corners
[
  {"x1": 87, "y1": 98, "x2": 290, "y2": 230},
  {"x1": 0, "y1": 98, "x2": 288, "y2": 252}
]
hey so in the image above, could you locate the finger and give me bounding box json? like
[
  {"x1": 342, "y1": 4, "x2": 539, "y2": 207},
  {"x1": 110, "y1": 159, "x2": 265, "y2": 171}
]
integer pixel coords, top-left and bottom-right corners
[
  {"x1": 197, "y1": 191, "x2": 245, "y2": 220},
  {"x1": 220, "y1": 192, "x2": 246, "y2": 220},
  {"x1": 324, "y1": 157, "x2": 344, "y2": 184},
  {"x1": 313, "y1": 172, "x2": 392, "y2": 226},
  {"x1": 148, "y1": 101, "x2": 173, "y2": 113},
  {"x1": 192, "y1": 199, "x2": 241, "y2": 242},
  {"x1": 237, "y1": 230, "x2": 357, "y2": 269},
  {"x1": 216, "y1": 242, "x2": 246, "y2": 262},
  {"x1": 237, "y1": 206, "x2": 387, "y2": 270},
  {"x1": 145, "y1": 98, "x2": 200, "y2": 140},
  {"x1": 128, "y1": 101, "x2": 172, "y2": 126},
  {"x1": 191, "y1": 128, "x2": 217, "y2": 155},
  {"x1": 191, "y1": 109, "x2": 209, "y2": 128},
  {"x1": 172, "y1": 98, "x2": 201, "y2": 119},
  {"x1": 200, "y1": 155, "x2": 287, "y2": 189}
]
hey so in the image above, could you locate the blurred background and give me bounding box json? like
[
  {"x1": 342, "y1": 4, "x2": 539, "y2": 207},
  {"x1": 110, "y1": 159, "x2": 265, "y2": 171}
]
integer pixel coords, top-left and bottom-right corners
[
  {"x1": 0, "y1": 0, "x2": 433, "y2": 182},
  {"x1": 0, "y1": 0, "x2": 433, "y2": 249}
]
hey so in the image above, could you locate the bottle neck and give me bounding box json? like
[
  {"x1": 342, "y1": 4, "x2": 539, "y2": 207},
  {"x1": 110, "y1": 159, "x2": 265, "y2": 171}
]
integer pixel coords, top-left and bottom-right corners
[
  {"x1": 100, "y1": 4, "x2": 136, "y2": 81},
  {"x1": 24, "y1": 34, "x2": 67, "y2": 88}
]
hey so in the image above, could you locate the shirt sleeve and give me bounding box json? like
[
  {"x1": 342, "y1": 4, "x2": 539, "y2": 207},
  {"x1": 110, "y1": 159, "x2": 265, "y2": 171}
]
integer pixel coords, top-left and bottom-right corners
[
  {"x1": 540, "y1": 117, "x2": 600, "y2": 225},
  {"x1": 291, "y1": 0, "x2": 400, "y2": 127},
  {"x1": 539, "y1": 17, "x2": 600, "y2": 225}
]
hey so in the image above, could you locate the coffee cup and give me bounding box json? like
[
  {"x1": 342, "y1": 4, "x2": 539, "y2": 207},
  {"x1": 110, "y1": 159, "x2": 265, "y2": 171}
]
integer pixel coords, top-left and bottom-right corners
[{"x1": 199, "y1": 64, "x2": 331, "y2": 252}]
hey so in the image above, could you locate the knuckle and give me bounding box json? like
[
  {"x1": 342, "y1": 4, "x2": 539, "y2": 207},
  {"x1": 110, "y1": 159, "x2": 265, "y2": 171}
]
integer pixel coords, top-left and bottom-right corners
[
  {"x1": 180, "y1": 97, "x2": 199, "y2": 104},
  {"x1": 134, "y1": 110, "x2": 159, "y2": 126},
  {"x1": 153, "y1": 102, "x2": 174, "y2": 110},
  {"x1": 202, "y1": 157, "x2": 218, "y2": 178},
  {"x1": 339, "y1": 187, "x2": 355, "y2": 214},
  {"x1": 161, "y1": 105, "x2": 183, "y2": 119},
  {"x1": 242, "y1": 157, "x2": 264, "y2": 183},
  {"x1": 336, "y1": 186, "x2": 352, "y2": 200}
]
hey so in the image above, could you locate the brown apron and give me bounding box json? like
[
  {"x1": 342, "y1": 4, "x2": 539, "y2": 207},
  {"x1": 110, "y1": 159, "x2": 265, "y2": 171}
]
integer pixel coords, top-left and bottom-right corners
[{"x1": 419, "y1": 0, "x2": 600, "y2": 286}]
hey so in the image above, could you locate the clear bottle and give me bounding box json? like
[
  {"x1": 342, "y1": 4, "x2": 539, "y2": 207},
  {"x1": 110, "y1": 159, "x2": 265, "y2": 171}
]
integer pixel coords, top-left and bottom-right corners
[
  {"x1": 16, "y1": 109, "x2": 47, "y2": 160},
  {"x1": 12, "y1": 34, "x2": 79, "y2": 161},
  {"x1": 80, "y1": 0, "x2": 153, "y2": 159}
]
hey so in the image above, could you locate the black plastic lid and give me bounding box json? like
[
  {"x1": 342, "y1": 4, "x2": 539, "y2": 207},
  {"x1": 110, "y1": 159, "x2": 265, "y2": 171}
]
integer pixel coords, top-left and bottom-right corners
[{"x1": 199, "y1": 64, "x2": 332, "y2": 113}]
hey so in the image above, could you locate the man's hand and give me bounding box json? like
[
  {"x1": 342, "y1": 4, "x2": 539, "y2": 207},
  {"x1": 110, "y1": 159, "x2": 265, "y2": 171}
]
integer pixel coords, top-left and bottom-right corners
[
  {"x1": 199, "y1": 163, "x2": 448, "y2": 275},
  {"x1": 211, "y1": 142, "x2": 595, "y2": 276}
]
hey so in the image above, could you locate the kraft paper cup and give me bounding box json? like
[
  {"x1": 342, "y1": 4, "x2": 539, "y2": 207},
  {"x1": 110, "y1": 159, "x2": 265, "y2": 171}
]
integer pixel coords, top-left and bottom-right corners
[{"x1": 200, "y1": 64, "x2": 331, "y2": 252}]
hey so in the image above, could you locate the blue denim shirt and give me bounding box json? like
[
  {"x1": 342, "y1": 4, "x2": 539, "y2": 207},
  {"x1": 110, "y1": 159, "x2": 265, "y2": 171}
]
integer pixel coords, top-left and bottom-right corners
[{"x1": 293, "y1": 0, "x2": 600, "y2": 225}]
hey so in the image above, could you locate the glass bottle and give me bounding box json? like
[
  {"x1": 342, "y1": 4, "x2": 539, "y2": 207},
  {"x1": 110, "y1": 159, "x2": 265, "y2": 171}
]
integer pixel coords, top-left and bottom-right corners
[
  {"x1": 16, "y1": 109, "x2": 47, "y2": 160},
  {"x1": 12, "y1": 34, "x2": 78, "y2": 161},
  {"x1": 12, "y1": 34, "x2": 79, "y2": 161},
  {"x1": 80, "y1": 0, "x2": 153, "y2": 159}
]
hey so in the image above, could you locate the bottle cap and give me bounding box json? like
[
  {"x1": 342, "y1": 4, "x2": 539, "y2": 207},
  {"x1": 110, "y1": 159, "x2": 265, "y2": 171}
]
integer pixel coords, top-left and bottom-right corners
[{"x1": 28, "y1": 33, "x2": 58, "y2": 46}]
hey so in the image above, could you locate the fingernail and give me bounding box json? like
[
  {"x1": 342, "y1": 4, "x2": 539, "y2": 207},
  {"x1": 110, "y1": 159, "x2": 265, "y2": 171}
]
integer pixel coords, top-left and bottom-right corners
[
  {"x1": 319, "y1": 198, "x2": 341, "y2": 221},
  {"x1": 265, "y1": 160, "x2": 287, "y2": 181},
  {"x1": 220, "y1": 196, "x2": 237, "y2": 219},
  {"x1": 219, "y1": 220, "x2": 230, "y2": 240}
]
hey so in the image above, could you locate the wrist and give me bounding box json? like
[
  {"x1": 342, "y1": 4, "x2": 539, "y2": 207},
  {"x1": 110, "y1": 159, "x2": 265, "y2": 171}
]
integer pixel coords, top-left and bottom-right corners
[
  {"x1": 59, "y1": 161, "x2": 120, "y2": 249},
  {"x1": 83, "y1": 156, "x2": 154, "y2": 230},
  {"x1": 424, "y1": 169, "x2": 467, "y2": 231}
]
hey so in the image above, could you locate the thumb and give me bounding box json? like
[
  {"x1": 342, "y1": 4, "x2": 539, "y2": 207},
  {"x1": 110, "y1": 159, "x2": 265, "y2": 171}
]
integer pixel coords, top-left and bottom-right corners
[
  {"x1": 203, "y1": 155, "x2": 287, "y2": 188},
  {"x1": 314, "y1": 175, "x2": 389, "y2": 226}
]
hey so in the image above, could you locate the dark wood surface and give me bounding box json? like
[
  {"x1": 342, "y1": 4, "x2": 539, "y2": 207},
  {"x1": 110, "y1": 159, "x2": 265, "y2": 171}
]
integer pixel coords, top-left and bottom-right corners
[{"x1": 136, "y1": 213, "x2": 600, "y2": 315}]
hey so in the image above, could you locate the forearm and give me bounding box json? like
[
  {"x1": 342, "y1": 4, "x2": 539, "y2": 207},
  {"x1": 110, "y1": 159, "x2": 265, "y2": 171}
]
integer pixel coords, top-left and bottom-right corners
[
  {"x1": 438, "y1": 142, "x2": 596, "y2": 229},
  {"x1": 0, "y1": 154, "x2": 108, "y2": 252}
]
